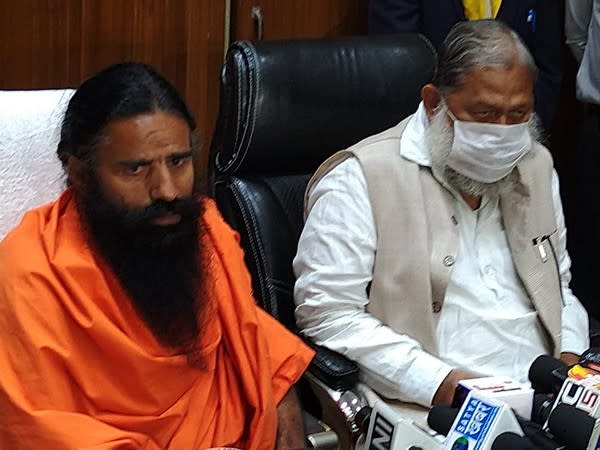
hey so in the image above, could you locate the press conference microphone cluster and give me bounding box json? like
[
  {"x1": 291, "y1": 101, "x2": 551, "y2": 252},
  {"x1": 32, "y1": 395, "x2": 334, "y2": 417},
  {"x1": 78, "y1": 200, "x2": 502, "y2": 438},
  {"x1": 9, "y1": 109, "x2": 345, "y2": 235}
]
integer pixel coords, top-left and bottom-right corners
[
  {"x1": 526, "y1": 350, "x2": 600, "y2": 450},
  {"x1": 360, "y1": 349, "x2": 600, "y2": 450},
  {"x1": 427, "y1": 400, "x2": 567, "y2": 450},
  {"x1": 360, "y1": 376, "x2": 564, "y2": 449},
  {"x1": 360, "y1": 384, "x2": 538, "y2": 450},
  {"x1": 425, "y1": 368, "x2": 596, "y2": 450}
]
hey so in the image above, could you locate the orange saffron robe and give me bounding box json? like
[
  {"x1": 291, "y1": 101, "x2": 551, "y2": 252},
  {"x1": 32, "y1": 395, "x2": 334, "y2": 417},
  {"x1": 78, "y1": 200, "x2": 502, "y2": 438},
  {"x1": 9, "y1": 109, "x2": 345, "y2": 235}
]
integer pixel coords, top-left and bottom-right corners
[{"x1": 0, "y1": 190, "x2": 314, "y2": 449}]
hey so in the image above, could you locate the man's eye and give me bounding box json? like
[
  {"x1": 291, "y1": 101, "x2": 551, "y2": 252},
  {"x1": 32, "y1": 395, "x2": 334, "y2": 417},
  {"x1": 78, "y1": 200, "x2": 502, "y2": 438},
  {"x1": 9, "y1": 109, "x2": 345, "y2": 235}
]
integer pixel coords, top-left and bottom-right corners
[
  {"x1": 511, "y1": 110, "x2": 528, "y2": 119},
  {"x1": 170, "y1": 155, "x2": 191, "y2": 168},
  {"x1": 474, "y1": 110, "x2": 492, "y2": 119},
  {"x1": 124, "y1": 164, "x2": 145, "y2": 175}
]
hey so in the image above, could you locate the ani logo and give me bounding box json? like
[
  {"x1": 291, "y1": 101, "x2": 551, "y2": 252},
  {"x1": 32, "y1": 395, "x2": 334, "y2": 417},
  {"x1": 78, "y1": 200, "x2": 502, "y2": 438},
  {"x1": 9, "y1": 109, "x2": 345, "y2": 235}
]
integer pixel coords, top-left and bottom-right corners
[{"x1": 451, "y1": 436, "x2": 469, "y2": 450}]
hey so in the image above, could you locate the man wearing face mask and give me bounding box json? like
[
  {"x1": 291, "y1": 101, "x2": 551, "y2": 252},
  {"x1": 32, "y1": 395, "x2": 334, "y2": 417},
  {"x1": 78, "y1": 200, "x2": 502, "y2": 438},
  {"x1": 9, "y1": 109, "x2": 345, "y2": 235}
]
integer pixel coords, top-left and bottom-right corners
[{"x1": 293, "y1": 20, "x2": 589, "y2": 417}]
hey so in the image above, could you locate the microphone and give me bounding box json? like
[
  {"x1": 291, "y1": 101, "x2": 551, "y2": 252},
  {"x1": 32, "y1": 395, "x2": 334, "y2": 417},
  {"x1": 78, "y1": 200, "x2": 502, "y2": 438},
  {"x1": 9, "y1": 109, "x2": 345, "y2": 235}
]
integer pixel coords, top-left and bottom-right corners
[
  {"x1": 528, "y1": 355, "x2": 568, "y2": 395},
  {"x1": 427, "y1": 405, "x2": 459, "y2": 437},
  {"x1": 546, "y1": 403, "x2": 597, "y2": 450},
  {"x1": 491, "y1": 432, "x2": 537, "y2": 450},
  {"x1": 362, "y1": 400, "x2": 443, "y2": 450}
]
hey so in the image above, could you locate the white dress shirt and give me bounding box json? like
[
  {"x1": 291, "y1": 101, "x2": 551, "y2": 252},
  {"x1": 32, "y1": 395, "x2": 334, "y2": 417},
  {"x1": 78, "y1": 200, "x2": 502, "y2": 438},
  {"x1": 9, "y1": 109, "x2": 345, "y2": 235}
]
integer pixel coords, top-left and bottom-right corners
[{"x1": 293, "y1": 103, "x2": 589, "y2": 407}]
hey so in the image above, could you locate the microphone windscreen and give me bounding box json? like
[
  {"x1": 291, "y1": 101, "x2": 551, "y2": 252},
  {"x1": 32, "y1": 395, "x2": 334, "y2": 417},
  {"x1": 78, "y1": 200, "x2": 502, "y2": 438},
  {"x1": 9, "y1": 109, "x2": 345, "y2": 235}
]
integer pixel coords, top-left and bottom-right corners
[
  {"x1": 528, "y1": 355, "x2": 566, "y2": 393},
  {"x1": 491, "y1": 432, "x2": 536, "y2": 450},
  {"x1": 426, "y1": 405, "x2": 458, "y2": 436},
  {"x1": 547, "y1": 403, "x2": 595, "y2": 450}
]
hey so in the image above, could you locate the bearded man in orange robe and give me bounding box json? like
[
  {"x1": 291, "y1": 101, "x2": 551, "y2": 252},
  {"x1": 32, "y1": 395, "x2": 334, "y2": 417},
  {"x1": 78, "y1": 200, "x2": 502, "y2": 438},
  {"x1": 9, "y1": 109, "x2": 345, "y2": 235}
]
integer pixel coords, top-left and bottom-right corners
[{"x1": 0, "y1": 62, "x2": 314, "y2": 450}]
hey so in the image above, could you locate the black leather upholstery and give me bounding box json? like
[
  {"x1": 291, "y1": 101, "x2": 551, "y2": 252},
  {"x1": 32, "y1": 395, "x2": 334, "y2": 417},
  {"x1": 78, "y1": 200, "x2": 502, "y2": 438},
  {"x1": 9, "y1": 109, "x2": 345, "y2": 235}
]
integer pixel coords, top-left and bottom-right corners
[
  {"x1": 213, "y1": 174, "x2": 310, "y2": 329},
  {"x1": 209, "y1": 34, "x2": 437, "y2": 389},
  {"x1": 212, "y1": 34, "x2": 437, "y2": 177}
]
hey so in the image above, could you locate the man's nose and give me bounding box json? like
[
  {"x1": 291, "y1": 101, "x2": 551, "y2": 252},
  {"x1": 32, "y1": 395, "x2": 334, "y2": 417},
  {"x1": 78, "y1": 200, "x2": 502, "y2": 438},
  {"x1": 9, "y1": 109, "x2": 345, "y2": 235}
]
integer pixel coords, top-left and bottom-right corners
[{"x1": 149, "y1": 164, "x2": 177, "y2": 202}]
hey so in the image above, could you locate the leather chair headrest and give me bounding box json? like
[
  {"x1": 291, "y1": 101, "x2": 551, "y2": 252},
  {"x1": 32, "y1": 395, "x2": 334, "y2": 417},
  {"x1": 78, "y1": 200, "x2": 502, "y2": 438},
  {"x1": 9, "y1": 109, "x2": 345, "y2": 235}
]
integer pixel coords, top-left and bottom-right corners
[{"x1": 211, "y1": 34, "x2": 437, "y2": 176}]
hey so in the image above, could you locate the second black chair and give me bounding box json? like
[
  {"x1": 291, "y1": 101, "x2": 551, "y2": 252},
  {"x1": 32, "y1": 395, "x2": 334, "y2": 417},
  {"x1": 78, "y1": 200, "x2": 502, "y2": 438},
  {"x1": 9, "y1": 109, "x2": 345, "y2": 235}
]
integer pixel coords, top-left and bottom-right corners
[{"x1": 209, "y1": 33, "x2": 437, "y2": 449}]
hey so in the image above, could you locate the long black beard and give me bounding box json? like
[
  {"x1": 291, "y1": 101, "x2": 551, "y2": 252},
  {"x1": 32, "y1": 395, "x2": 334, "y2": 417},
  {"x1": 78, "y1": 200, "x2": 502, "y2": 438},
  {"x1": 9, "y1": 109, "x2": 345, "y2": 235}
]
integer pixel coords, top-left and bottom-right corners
[{"x1": 77, "y1": 175, "x2": 205, "y2": 355}]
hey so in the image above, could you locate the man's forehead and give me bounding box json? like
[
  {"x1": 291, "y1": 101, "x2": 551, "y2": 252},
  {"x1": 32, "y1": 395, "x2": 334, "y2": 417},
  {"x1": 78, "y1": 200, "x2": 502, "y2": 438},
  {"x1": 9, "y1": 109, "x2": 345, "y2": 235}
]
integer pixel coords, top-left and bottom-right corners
[
  {"x1": 105, "y1": 112, "x2": 190, "y2": 137},
  {"x1": 98, "y1": 112, "x2": 192, "y2": 158},
  {"x1": 449, "y1": 64, "x2": 534, "y2": 100}
]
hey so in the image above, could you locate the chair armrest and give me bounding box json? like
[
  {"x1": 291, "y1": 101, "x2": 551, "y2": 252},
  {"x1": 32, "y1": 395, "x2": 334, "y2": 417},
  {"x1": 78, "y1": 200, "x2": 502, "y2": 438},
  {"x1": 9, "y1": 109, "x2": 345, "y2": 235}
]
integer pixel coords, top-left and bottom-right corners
[
  {"x1": 303, "y1": 372, "x2": 366, "y2": 450},
  {"x1": 308, "y1": 343, "x2": 359, "y2": 391}
]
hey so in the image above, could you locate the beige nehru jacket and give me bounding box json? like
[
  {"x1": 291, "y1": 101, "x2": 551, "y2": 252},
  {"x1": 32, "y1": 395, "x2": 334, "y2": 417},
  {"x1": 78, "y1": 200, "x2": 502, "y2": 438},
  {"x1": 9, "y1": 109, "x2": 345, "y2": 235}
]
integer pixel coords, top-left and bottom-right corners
[{"x1": 306, "y1": 117, "x2": 563, "y2": 357}]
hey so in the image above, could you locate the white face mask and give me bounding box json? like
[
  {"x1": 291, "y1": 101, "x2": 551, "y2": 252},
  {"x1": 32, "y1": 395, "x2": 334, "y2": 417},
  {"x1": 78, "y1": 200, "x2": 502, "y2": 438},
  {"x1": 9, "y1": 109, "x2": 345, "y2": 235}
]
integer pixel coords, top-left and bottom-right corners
[{"x1": 445, "y1": 109, "x2": 532, "y2": 183}]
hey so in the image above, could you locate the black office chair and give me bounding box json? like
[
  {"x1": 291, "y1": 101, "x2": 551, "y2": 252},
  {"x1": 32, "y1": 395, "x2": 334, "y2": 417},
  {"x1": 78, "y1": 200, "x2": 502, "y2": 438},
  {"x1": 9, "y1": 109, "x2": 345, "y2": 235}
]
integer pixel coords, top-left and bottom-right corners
[{"x1": 208, "y1": 34, "x2": 437, "y2": 449}]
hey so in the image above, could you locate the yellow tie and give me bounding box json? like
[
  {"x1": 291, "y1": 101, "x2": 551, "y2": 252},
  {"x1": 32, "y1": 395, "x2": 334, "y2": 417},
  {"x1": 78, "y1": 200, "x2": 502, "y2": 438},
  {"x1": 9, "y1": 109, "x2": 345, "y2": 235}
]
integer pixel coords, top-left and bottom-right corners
[{"x1": 462, "y1": 0, "x2": 502, "y2": 20}]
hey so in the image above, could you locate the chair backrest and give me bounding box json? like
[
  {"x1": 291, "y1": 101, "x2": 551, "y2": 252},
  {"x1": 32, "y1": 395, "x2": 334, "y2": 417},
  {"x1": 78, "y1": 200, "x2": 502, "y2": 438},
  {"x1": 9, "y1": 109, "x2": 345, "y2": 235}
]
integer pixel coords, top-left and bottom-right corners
[
  {"x1": 209, "y1": 34, "x2": 437, "y2": 330},
  {"x1": 0, "y1": 89, "x2": 74, "y2": 240}
]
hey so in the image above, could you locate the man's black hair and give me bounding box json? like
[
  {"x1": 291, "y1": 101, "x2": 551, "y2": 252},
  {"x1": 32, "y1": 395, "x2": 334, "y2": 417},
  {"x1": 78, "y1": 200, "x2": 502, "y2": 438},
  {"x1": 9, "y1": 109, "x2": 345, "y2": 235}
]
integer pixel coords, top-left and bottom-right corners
[{"x1": 57, "y1": 62, "x2": 196, "y2": 168}]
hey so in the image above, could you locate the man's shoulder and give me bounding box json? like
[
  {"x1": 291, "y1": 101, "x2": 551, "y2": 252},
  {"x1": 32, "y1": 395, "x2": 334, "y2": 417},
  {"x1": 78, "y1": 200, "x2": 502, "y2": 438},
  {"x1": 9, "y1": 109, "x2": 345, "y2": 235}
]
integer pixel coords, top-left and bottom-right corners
[
  {"x1": 306, "y1": 116, "x2": 418, "y2": 198},
  {"x1": 200, "y1": 197, "x2": 237, "y2": 243},
  {"x1": 1, "y1": 204, "x2": 53, "y2": 271},
  {"x1": 0, "y1": 191, "x2": 79, "y2": 288},
  {"x1": 536, "y1": 142, "x2": 554, "y2": 162},
  {"x1": 346, "y1": 117, "x2": 411, "y2": 155},
  {"x1": 199, "y1": 197, "x2": 248, "y2": 273},
  {"x1": 0, "y1": 202, "x2": 67, "y2": 327},
  {"x1": 522, "y1": 142, "x2": 555, "y2": 174}
]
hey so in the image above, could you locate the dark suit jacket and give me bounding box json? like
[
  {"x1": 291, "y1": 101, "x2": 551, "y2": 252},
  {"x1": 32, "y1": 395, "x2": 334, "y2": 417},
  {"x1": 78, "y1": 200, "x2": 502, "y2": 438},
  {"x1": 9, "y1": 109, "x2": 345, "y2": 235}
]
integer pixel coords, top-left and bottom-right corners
[{"x1": 368, "y1": 0, "x2": 561, "y2": 131}]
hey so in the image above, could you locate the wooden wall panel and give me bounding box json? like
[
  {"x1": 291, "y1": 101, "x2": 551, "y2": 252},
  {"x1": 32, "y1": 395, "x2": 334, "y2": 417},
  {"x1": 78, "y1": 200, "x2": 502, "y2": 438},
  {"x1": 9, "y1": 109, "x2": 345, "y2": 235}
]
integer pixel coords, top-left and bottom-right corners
[
  {"x1": 0, "y1": 0, "x2": 370, "y2": 168},
  {"x1": 231, "y1": 0, "x2": 369, "y2": 41},
  {"x1": 0, "y1": 0, "x2": 225, "y2": 160},
  {"x1": 184, "y1": 0, "x2": 227, "y2": 157},
  {"x1": 0, "y1": 1, "x2": 82, "y2": 87},
  {"x1": 79, "y1": 1, "x2": 187, "y2": 86}
]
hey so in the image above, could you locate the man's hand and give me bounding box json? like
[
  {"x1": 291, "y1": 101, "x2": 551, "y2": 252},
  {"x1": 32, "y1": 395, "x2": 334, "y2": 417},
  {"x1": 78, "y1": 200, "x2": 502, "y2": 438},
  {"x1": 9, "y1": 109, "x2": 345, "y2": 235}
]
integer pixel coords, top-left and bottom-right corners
[
  {"x1": 432, "y1": 369, "x2": 480, "y2": 406},
  {"x1": 276, "y1": 387, "x2": 305, "y2": 449},
  {"x1": 560, "y1": 352, "x2": 580, "y2": 367}
]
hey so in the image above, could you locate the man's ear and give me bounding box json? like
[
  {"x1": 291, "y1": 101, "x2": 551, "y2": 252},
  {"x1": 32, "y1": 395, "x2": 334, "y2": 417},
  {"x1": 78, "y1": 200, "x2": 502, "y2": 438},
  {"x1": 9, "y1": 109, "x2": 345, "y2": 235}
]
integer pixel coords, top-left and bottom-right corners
[
  {"x1": 421, "y1": 84, "x2": 442, "y2": 120},
  {"x1": 66, "y1": 155, "x2": 88, "y2": 190}
]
